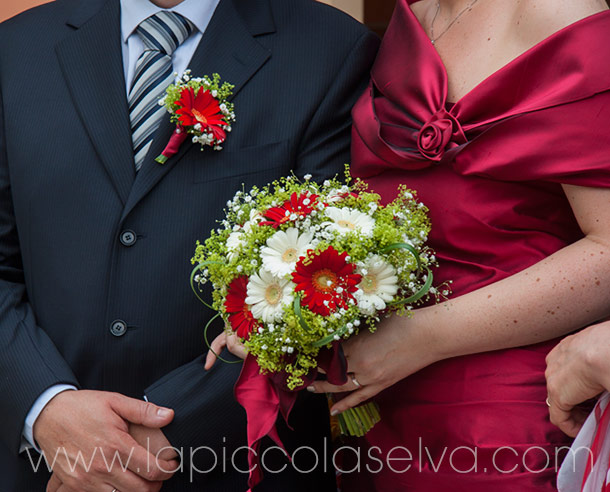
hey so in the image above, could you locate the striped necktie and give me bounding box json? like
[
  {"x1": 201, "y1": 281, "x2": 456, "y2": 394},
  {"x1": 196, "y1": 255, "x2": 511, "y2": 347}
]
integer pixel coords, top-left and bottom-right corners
[{"x1": 129, "y1": 11, "x2": 195, "y2": 171}]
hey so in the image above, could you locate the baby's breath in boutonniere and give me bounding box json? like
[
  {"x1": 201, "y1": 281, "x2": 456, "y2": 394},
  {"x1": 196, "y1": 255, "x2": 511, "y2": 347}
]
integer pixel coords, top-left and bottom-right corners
[{"x1": 155, "y1": 71, "x2": 236, "y2": 164}]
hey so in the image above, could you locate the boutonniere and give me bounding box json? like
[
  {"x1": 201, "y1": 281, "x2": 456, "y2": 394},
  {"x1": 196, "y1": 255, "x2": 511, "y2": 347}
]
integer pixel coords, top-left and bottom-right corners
[{"x1": 155, "y1": 71, "x2": 236, "y2": 164}]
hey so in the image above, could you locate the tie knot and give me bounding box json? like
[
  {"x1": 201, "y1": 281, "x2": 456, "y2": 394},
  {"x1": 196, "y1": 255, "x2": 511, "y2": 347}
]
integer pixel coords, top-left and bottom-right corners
[{"x1": 137, "y1": 11, "x2": 195, "y2": 55}]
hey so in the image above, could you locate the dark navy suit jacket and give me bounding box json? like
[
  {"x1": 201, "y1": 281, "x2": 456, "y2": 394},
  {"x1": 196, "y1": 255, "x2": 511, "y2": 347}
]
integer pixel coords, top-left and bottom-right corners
[{"x1": 0, "y1": 0, "x2": 378, "y2": 490}]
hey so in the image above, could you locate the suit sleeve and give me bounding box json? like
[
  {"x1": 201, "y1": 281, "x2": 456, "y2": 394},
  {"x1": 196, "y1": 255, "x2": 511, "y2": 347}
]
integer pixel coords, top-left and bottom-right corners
[
  {"x1": 0, "y1": 79, "x2": 80, "y2": 454},
  {"x1": 144, "y1": 29, "x2": 380, "y2": 462}
]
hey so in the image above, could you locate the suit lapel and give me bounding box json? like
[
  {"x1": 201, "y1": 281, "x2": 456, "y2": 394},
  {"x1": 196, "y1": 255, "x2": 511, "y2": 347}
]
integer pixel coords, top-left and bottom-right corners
[
  {"x1": 121, "y1": 0, "x2": 273, "y2": 221},
  {"x1": 56, "y1": 0, "x2": 135, "y2": 205}
]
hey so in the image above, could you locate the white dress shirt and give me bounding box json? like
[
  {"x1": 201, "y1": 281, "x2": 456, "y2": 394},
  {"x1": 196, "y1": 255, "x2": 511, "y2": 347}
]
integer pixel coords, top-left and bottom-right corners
[
  {"x1": 121, "y1": 0, "x2": 220, "y2": 91},
  {"x1": 21, "y1": 0, "x2": 220, "y2": 453}
]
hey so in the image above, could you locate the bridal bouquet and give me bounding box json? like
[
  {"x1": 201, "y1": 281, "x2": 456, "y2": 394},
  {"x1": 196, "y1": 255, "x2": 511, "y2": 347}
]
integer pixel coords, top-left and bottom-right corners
[{"x1": 190, "y1": 169, "x2": 439, "y2": 486}]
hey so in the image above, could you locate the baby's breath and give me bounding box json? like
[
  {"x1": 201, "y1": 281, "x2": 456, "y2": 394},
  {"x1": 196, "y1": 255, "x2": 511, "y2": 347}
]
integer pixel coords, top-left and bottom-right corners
[
  {"x1": 191, "y1": 170, "x2": 444, "y2": 389},
  {"x1": 162, "y1": 72, "x2": 235, "y2": 151}
]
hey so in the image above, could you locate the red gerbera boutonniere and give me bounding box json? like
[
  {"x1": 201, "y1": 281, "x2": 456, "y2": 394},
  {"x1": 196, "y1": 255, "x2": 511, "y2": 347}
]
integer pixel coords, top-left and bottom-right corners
[
  {"x1": 260, "y1": 192, "x2": 320, "y2": 228},
  {"x1": 224, "y1": 276, "x2": 258, "y2": 339},
  {"x1": 155, "y1": 71, "x2": 236, "y2": 164},
  {"x1": 291, "y1": 246, "x2": 361, "y2": 316}
]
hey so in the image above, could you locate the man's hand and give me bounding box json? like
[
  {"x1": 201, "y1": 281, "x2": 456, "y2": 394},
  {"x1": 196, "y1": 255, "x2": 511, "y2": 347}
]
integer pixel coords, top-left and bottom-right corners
[
  {"x1": 35, "y1": 390, "x2": 177, "y2": 492},
  {"x1": 546, "y1": 320, "x2": 610, "y2": 437},
  {"x1": 130, "y1": 423, "x2": 178, "y2": 463}
]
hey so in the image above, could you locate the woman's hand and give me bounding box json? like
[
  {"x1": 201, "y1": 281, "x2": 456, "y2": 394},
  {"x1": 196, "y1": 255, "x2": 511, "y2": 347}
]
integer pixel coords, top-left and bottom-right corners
[
  {"x1": 546, "y1": 320, "x2": 610, "y2": 437},
  {"x1": 204, "y1": 331, "x2": 248, "y2": 370},
  {"x1": 308, "y1": 311, "x2": 442, "y2": 415},
  {"x1": 309, "y1": 185, "x2": 610, "y2": 417}
]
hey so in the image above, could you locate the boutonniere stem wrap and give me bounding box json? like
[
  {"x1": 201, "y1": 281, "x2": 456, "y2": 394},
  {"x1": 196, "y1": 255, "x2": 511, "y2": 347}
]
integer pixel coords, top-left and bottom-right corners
[{"x1": 155, "y1": 71, "x2": 236, "y2": 164}]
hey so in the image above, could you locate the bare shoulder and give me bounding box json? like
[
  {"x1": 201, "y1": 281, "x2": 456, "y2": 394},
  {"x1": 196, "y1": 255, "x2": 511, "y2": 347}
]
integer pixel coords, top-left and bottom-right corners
[{"x1": 517, "y1": 0, "x2": 608, "y2": 44}]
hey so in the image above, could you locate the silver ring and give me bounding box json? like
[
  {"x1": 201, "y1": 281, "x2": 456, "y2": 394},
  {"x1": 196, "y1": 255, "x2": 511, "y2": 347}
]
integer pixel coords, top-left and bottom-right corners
[
  {"x1": 350, "y1": 374, "x2": 362, "y2": 388},
  {"x1": 112, "y1": 489, "x2": 118, "y2": 492},
  {"x1": 546, "y1": 397, "x2": 552, "y2": 408}
]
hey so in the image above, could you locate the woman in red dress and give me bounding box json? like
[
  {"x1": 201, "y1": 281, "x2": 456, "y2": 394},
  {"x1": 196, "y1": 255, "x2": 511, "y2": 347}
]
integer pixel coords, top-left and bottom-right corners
[{"x1": 309, "y1": 0, "x2": 610, "y2": 490}]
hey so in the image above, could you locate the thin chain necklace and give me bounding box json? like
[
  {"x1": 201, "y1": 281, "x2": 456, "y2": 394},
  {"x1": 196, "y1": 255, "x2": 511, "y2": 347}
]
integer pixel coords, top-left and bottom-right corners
[{"x1": 430, "y1": 0, "x2": 481, "y2": 45}]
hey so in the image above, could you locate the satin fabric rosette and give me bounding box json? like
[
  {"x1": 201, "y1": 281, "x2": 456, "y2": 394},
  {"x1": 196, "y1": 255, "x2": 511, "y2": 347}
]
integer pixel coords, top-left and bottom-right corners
[
  {"x1": 155, "y1": 71, "x2": 235, "y2": 164},
  {"x1": 190, "y1": 170, "x2": 441, "y2": 489}
]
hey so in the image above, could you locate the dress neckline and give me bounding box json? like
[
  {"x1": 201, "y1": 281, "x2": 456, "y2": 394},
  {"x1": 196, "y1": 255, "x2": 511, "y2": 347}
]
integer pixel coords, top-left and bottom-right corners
[
  {"x1": 406, "y1": 0, "x2": 610, "y2": 107},
  {"x1": 404, "y1": 3, "x2": 610, "y2": 108},
  {"x1": 352, "y1": 0, "x2": 610, "y2": 177}
]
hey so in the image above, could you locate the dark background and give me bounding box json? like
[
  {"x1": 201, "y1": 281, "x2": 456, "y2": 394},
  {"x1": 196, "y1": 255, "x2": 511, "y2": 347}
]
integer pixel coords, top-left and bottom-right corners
[{"x1": 364, "y1": 0, "x2": 396, "y2": 37}]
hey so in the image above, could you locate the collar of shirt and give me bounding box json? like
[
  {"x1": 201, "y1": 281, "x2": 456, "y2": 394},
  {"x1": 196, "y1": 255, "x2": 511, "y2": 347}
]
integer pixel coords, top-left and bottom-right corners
[
  {"x1": 120, "y1": 0, "x2": 220, "y2": 92},
  {"x1": 120, "y1": 0, "x2": 218, "y2": 42}
]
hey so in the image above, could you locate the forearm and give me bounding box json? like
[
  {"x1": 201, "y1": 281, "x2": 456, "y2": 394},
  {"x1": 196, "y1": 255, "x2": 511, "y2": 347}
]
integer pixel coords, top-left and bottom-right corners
[{"x1": 411, "y1": 235, "x2": 610, "y2": 360}]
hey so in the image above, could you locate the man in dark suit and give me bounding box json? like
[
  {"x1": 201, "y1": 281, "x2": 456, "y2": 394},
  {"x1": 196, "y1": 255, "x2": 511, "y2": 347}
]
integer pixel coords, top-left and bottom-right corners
[{"x1": 0, "y1": 0, "x2": 378, "y2": 490}]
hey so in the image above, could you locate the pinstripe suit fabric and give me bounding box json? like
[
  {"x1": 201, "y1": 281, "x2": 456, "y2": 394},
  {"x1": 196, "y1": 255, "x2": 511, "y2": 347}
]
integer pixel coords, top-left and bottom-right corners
[{"x1": 0, "y1": 0, "x2": 379, "y2": 489}]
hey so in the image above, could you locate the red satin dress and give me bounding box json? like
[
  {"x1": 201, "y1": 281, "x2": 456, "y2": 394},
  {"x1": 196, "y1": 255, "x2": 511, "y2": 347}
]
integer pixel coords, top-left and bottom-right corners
[{"x1": 346, "y1": 2, "x2": 610, "y2": 491}]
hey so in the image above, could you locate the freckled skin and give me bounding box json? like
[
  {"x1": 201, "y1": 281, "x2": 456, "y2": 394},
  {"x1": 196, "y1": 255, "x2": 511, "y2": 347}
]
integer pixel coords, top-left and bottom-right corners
[{"x1": 306, "y1": 2, "x2": 610, "y2": 438}]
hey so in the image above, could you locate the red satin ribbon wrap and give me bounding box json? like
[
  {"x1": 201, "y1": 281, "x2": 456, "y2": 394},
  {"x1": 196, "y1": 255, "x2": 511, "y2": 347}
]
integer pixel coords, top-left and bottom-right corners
[
  {"x1": 235, "y1": 343, "x2": 347, "y2": 490},
  {"x1": 156, "y1": 126, "x2": 188, "y2": 163}
]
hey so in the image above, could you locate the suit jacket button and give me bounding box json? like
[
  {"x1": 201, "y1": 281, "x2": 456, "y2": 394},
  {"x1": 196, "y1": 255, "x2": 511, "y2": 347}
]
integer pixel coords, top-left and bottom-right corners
[
  {"x1": 120, "y1": 230, "x2": 137, "y2": 247},
  {"x1": 110, "y1": 320, "x2": 127, "y2": 337}
]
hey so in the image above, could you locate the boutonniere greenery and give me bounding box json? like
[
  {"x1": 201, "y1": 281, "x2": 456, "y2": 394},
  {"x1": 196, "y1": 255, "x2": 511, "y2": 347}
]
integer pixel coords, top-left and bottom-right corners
[{"x1": 155, "y1": 71, "x2": 236, "y2": 164}]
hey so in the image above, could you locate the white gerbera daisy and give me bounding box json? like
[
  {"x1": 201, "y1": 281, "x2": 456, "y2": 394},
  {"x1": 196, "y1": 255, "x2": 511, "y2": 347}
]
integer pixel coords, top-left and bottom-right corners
[
  {"x1": 242, "y1": 209, "x2": 263, "y2": 233},
  {"x1": 261, "y1": 228, "x2": 313, "y2": 277},
  {"x1": 354, "y1": 255, "x2": 399, "y2": 315},
  {"x1": 226, "y1": 231, "x2": 244, "y2": 261},
  {"x1": 246, "y1": 269, "x2": 294, "y2": 322},
  {"x1": 323, "y1": 207, "x2": 375, "y2": 237}
]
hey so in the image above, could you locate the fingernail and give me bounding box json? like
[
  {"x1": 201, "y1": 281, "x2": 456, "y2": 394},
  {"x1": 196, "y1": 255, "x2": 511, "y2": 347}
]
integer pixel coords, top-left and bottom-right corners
[
  {"x1": 331, "y1": 409, "x2": 339, "y2": 417},
  {"x1": 306, "y1": 386, "x2": 315, "y2": 393},
  {"x1": 157, "y1": 408, "x2": 172, "y2": 418}
]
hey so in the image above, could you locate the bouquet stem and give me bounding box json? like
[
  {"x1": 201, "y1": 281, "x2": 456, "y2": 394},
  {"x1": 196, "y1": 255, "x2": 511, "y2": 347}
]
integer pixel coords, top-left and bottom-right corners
[{"x1": 329, "y1": 395, "x2": 381, "y2": 437}]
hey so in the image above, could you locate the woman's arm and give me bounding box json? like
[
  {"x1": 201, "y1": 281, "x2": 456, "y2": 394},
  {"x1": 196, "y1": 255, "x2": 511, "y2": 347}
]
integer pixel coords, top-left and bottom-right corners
[{"x1": 310, "y1": 184, "x2": 610, "y2": 414}]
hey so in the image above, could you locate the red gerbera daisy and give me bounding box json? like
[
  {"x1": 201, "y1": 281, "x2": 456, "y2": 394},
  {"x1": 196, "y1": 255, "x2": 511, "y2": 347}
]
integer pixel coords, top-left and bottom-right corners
[
  {"x1": 291, "y1": 246, "x2": 361, "y2": 316},
  {"x1": 175, "y1": 87, "x2": 227, "y2": 142},
  {"x1": 224, "y1": 276, "x2": 258, "y2": 339},
  {"x1": 260, "y1": 192, "x2": 319, "y2": 229}
]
